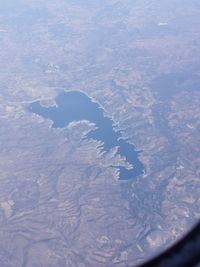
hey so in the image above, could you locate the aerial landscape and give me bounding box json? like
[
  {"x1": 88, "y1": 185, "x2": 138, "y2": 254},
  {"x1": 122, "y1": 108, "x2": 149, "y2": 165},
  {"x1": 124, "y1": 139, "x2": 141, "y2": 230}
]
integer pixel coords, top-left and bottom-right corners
[{"x1": 0, "y1": 0, "x2": 199, "y2": 266}]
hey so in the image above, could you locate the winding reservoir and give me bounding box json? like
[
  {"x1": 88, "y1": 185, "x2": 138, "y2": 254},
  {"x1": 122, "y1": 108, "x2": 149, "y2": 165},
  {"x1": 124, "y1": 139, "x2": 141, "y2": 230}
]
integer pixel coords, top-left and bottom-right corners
[{"x1": 28, "y1": 90, "x2": 144, "y2": 180}]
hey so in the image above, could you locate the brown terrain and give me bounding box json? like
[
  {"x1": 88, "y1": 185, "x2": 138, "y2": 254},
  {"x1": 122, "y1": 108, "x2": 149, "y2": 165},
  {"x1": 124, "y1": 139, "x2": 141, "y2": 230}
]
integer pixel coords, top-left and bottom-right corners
[{"x1": 0, "y1": 0, "x2": 199, "y2": 266}]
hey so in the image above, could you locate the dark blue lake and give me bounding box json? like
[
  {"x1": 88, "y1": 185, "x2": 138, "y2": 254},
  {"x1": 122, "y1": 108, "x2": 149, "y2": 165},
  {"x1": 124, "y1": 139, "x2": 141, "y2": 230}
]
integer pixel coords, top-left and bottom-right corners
[{"x1": 28, "y1": 90, "x2": 144, "y2": 180}]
